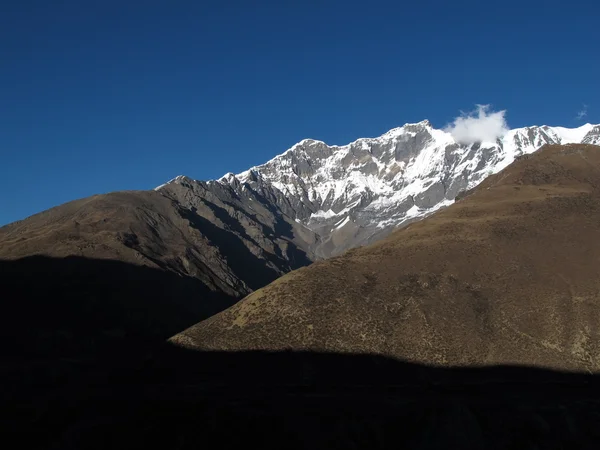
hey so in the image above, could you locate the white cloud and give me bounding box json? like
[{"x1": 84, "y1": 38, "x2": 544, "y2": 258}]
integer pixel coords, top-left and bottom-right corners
[
  {"x1": 576, "y1": 104, "x2": 588, "y2": 120},
  {"x1": 444, "y1": 104, "x2": 509, "y2": 144}
]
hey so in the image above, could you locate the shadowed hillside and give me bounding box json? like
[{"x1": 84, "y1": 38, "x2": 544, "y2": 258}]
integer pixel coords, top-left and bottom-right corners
[
  {"x1": 2, "y1": 255, "x2": 600, "y2": 449},
  {"x1": 0, "y1": 256, "x2": 238, "y2": 360},
  {"x1": 173, "y1": 144, "x2": 600, "y2": 372},
  {"x1": 3, "y1": 345, "x2": 600, "y2": 450}
]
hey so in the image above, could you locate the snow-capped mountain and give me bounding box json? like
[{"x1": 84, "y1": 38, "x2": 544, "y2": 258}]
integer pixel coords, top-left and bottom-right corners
[{"x1": 157, "y1": 121, "x2": 599, "y2": 258}]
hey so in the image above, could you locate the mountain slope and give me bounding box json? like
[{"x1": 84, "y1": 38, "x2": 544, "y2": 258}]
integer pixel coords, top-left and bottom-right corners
[
  {"x1": 160, "y1": 122, "x2": 600, "y2": 257},
  {"x1": 172, "y1": 143, "x2": 600, "y2": 372},
  {"x1": 0, "y1": 189, "x2": 312, "y2": 295},
  {"x1": 0, "y1": 189, "x2": 315, "y2": 357}
]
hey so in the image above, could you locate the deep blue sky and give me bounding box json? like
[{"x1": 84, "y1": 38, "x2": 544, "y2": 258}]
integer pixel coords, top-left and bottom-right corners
[{"x1": 1, "y1": 0, "x2": 599, "y2": 225}]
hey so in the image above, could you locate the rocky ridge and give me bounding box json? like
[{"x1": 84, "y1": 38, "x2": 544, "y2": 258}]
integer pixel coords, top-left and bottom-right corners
[{"x1": 160, "y1": 122, "x2": 600, "y2": 257}]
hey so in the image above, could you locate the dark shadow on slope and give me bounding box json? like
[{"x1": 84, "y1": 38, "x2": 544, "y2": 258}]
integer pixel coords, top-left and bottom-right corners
[
  {"x1": 236, "y1": 186, "x2": 314, "y2": 268},
  {"x1": 4, "y1": 343, "x2": 600, "y2": 450},
  {"x1": 0, "y1": 255, "x2": 236, "y2": 361},
  {"x1": 180, "y1": 207, "x2": 284, "y2": 290},
  {"x1": 200, "y1": 199, "x2": 267, "y2": 250},
  {"x1": 243, "y1": 186, "x2": 296, "y2": 236},
  {"x1": 2, "y1": 256, "x2": 600, "y2": 449},
  {"x1": 203, "y1": 197, "x2": 313, "y2": 270}
]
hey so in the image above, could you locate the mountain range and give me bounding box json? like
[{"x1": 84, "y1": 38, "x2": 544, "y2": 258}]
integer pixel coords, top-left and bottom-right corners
[
  {"x1": 2, "y1": 122, "x2": 598, "y2": 308},
  {"x1": 159, "y1": 121, "x2": 600, "y2": 258},
  {"x1": 4, "y1": 123, "x2": 600, "y2": 449}
]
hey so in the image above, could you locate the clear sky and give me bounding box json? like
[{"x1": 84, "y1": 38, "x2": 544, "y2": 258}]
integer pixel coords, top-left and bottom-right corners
[{"x1": 1, "y1": 0, "x2": 599, "y2": 225}]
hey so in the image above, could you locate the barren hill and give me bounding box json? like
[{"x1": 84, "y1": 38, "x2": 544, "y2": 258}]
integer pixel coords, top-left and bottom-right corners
[
  {"x1": 0, "y1": 189, "x2": 311, "y2": 357},
  {"x1": 172, "y1": 144, "x2": 600, "y2": 372}
]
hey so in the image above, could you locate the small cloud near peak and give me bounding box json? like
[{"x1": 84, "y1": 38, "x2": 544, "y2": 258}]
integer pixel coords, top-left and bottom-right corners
[{"x1": 444, "y1": 104, "x2": 509, "y2": 144}]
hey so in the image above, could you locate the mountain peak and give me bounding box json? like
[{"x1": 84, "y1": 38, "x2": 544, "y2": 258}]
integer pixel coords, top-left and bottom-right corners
[
  {"x1": 412, "y1": 119, "x2": 432, "y2": 127},
  {"x1": 380, "y1": 120, "x2": 433, "y2": 139}
]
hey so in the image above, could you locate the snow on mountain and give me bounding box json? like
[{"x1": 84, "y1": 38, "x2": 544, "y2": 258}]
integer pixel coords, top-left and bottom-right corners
[
  {"x1": 157, "y1": 121, "x2": 599, "y2": 257},
  {"x1": 230, "y1": 122, "x2": 597, "y2": 224}
]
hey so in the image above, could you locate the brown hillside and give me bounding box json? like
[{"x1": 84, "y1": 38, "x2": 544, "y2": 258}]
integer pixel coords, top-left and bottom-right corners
[
  {"x1": 1, "y1": 191, "x2": 275, "y2": 296},
  {"x1": 0, "y1": 189, "x2": 304, "y2": 358},
  {"x1": 172, "y1": 144, "x2": 600, "y2": 372}
]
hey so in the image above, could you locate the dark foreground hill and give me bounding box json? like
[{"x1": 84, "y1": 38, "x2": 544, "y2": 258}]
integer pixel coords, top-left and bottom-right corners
[
  {"x1": 4, "y1": 342, "x2": 600, "y2": 450},
  {"x1": 0, "y1": 256, "x2": 238, "y2": 360},
  {"x1": 173, "y1": 144, "x2": 600, "y2": 372},
  {"x1": 9, "y1": 256, "x2": 600, "y2": 450},
  {"x1": 5, "y1": 256, "x2": 599, "y2": 449}
]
